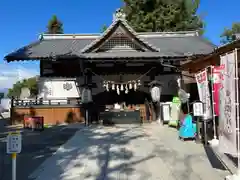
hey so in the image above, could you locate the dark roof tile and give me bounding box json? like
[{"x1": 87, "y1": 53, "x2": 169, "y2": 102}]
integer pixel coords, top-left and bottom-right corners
[{"x1": 5, "y1": 33, "x2": 215, "y2": 61}]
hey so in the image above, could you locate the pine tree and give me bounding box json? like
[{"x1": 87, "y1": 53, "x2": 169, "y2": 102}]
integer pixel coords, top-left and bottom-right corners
[
  {"x1": 220, "y1": 23, "x2": 240, "y2": 44},
  {"x1": 46, "y1": 15, "x2": 63, "y2": 34},
  {"x1": 122, "y1": 0, "x2": 204, "y2": 34}
]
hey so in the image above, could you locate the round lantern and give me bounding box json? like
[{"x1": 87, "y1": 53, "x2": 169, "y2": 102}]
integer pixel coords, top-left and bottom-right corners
[
  {"x1": 81, "y1": 88, "x2": 92, "y2": 104},
  {"x1": 150, "y1": 86, "x2": 161, "y2": 102}
]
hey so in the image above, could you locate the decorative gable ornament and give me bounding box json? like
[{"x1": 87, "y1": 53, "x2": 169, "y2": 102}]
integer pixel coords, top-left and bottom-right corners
[
  {"x1": 113, "y1": 9, "x2": 126, "y2": 21},
  {"x1": 81, "y1": 8, "x2": 159, "y2": 53}
]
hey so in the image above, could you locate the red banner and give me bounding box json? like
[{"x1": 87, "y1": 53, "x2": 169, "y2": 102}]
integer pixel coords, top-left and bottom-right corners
[
  {"x1": 212, "y1": 65, "x2": 224, "y2": 116},
  {"x1": 196, "y1": 70, "x2": 207, "y2": 83}
]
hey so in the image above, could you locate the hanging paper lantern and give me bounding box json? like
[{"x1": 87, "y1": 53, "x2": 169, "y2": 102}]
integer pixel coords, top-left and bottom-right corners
[
  {"x1": 116, "y1": 85, "x2": 120, "y2": 95},
  {"x1": 81, "y1": 88, "x2": 92, "y2": 103},
  {"x1": 112, "y1": 83, "x2": 115, "y2": 90},
  {"x1": 120, "y1": 84, "x2": 124, "y2": 91},
  {"x1": 150, "y1": 86, "x2": 161, "y2": 102}
]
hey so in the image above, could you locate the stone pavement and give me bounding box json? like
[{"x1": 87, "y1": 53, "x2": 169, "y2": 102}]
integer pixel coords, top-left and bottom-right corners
[{"x1": 29, "y1": 123, "x2": 230, "y2": 180}]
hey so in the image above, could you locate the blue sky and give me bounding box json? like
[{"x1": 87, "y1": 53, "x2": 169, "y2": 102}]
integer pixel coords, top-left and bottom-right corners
[{"x1": 0, "y1": 0, "x2": 239, "y2": 88}]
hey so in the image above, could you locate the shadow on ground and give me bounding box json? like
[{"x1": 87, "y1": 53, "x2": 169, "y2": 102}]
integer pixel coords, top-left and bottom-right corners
[
  {"x1": 203, "y1": 145, "x2": 227, "y2": 170},
  {"x1": 0, "y1": 122, "x2": 230, "y2": 180},
  {"x1": 0, "y1": 124, "x2": 78, "y2": 180},
  {"x1": 27, "y1": 125, "x2": 161, "y2": 180},
  {"x1": 26, "y1": 124, "x2": 229, "y2": 180}
]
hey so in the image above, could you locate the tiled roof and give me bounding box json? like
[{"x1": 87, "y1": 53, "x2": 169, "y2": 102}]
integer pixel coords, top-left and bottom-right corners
[{"x1": 5, "y1": 31, "x2": 216, "y2": 62}]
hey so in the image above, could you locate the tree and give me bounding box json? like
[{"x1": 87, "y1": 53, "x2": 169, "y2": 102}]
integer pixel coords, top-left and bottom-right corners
[
  {"x1": 101, "y1": 24, "x2": 108, "y2": 33},
  {"x1": 121, "y1": 0, "x2": 204, "y2": 34},
  {"x1": 46, "y1": 15, "x2": 63, "y2": 34},
  {"x1": 7, "y1": 77, "x2": 38, "y2": 98},
  {"x1": 220, "y1": 23, "x2": 240, "y2": 44}
]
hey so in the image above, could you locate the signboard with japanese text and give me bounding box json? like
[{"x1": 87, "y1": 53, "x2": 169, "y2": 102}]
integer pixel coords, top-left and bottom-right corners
[
  {"x1": 219, "y1": 51, "x2": 237, "y2": 155},
  {"x1": 193, "y1": 102, "x2": 204, "y2": 117},
  {"x1": 195, "y1": 69, "x2": 212, "y2": 119}
]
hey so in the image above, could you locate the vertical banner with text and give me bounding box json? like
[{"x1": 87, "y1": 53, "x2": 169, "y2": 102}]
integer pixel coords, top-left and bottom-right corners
[
  {"x1": 219, "y1": 51, "x2": 237, "y2": 155},
  {"x1": 195, "y1": 69, "x2": 212, "y2": 119},
  {"x1": 212, "y1": 65, "x2": 225, "y2": 116}
]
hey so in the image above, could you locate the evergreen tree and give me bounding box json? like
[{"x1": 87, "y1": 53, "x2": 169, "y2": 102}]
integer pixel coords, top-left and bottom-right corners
[
  {"x1": 122, "y1": 0, "x2": 204, "y2": 34},
  {"x1": 220, "y1": 23, "x2": 240, "y2": 44},
  {"x1": 46, "y1": 15, "x2": 63, "y2": 34},
  {"x1": 7, "y1": 77, "x2": 38, "y2": 98},
  {"x1": 101, "y1": 24, "x2": 108, "y2": 33}
]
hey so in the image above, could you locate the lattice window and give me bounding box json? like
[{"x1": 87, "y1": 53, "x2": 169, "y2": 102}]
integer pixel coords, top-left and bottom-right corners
[{"x1": 98, "y1": 36, "x2": 142, "y2": 52}]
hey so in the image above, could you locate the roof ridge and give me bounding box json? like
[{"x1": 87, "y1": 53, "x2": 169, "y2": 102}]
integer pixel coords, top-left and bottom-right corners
[
  {"x1": 137, "y1": 31, "x2": 198, "y2": 37},
  {"x1": 41, "y1": 31, "x2": 198, "y2": 40}
]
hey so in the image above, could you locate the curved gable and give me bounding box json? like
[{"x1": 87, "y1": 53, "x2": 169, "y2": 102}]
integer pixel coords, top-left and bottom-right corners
[{"x1": 81, "y1": 19, "x2": 160, "y2": 53}]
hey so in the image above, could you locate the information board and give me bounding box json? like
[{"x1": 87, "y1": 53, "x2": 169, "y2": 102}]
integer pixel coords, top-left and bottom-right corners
[
  {"x1": 193, "y1": 102, "x2": 204, "y2": 117},
  {"x1": 6, "y1": 132, "x2": 22, "y2": 154}
]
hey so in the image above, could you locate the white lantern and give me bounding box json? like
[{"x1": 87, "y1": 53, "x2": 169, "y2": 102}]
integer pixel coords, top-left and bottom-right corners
[
  {"x1": 151, "y1": 86, "x2": 161, "y2": 102},
  {"x1": 81, "y1": 88, "x2": 92, "y2": 103}
]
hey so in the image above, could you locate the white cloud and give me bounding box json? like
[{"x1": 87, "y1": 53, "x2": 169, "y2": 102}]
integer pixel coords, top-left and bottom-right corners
[{"x1": 0, "y1": 64, "x2": 39, "y2": 89}]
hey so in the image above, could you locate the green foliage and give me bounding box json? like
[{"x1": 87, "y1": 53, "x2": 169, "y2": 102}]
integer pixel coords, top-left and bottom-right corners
[
  {"x1": 101, "y1": 24, "x2": 108, "y2": 33},
  {"x1": 7, "y1": 77, "x2": 38, "y2": 98},
  {"x1": 121, "y1": 0, "x2": 204, "y2": 34},
  {"x1": 220, "y1": 23, "x2": 240, "y2": 44},
  {"x1": 46, "y1": 15, "x2": 64, "y2": 34}
]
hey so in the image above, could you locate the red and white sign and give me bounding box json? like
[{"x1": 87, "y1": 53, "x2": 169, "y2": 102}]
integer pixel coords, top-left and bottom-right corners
[
  {"x1": 212, "y1": 65, "x2": 225, "y2": 116},
  {"x1": 195, "y1": 69, "x2": 212, "y2": 119}
]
